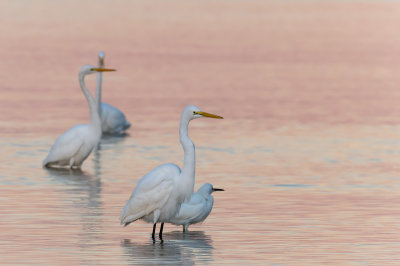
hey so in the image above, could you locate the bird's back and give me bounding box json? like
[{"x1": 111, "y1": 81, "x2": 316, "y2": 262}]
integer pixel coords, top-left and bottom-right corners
[
  {"x1": 101, "y1": 102, "x2": 130, "y2": 134},
  {"x1": 43, "y1": 124, "x2": 89, "y2": 167},
  {"x1": 170, "y1": 192, "x2": 208, "y2": 226}
]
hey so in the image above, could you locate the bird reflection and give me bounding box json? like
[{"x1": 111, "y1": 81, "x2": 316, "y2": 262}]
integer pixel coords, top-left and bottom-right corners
[
  {"x1": 44, "y1": 166, "x2": 104, "y2": 264},
  {"x1": 97, "y1": 133, "x2": 129, "y2": 151},
  {"x1": 102, "y1": 132, "x2": 130, "y2": 140},
  {"x1": 44, "y1": 167, "x2": 102, "y2": 209},
  {"x1": 95, "y1": 133, "x2": 129, "y2": 171},
  {"x1": 121, "y1": 231, "x2": 214, "y2": 264}
]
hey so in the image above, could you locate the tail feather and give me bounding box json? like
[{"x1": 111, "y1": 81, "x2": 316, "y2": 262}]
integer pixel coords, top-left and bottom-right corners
[
  {"x1": 42, "y1": 154, "x2": 51, "y2": 167},
  {"x1": 123, "y1": 220, "x2": 133, "y2": 227},
  {"x1": 123, "y1": 122, "x2": 131, "y2": 130},
  {"x1": 120, "y1": 202, "x2": 147, "y2": 226},
  {"x1": 120, "y1": 211, "x2": 146, "y2": 226}
]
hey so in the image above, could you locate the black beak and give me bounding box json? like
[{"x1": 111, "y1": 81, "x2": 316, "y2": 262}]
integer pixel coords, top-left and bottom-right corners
[{"x1": 212, "y1": 188, "x2": 224, "y2": 192}]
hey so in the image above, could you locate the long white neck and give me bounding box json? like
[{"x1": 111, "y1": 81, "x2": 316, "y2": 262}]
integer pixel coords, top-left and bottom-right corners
[
  {"x1": 179, "y1": 115, "x2": 195, "y2": 198},
  {"x1": 95, "y1": 61, "x2": 103, "y2": 117},
  {"x1": 79, "y1": 72, "x2": 101, "y2": 130}
]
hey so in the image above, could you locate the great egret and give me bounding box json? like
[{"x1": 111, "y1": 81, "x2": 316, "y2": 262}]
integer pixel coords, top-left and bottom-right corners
[
  {"x1": 43, "y1": 65, "x2": 116, "y2": 169},
  {"x1": 169, "y1": 183, "x2": 224, "y2": 232},
  {"x1": 96, "y1": 51, "x2": 131, "y2": 135},
  {"x1": 120, "y1": 105, "x2": 223, "y2": 240}
]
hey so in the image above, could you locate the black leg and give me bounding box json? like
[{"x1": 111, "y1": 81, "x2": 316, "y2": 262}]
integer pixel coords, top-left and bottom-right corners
[
  {"x1": 152, "y1": 223, "x2": 156, "y2": 241},
  {"x1": 182, "y1": 225, "x2": 186, "y2": 232},
  {"x1": 159, "y1": 222, "x2": 164, "y2": 240}
]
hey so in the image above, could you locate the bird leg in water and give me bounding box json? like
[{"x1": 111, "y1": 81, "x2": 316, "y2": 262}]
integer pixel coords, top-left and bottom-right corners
[
  {"x1": 183, "y1": 224, "x2": 189, "y2": 232},
  {"x1": 159, "y1": 223, "x2": 164, "y2": 240},
  {"x1": 152, "y1": 223, "x2": 156, "y2": 241}
]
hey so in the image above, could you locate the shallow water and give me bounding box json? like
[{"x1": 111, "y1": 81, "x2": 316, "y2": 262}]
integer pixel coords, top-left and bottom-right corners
[{"x1": 1, "y1": 0, "x2": 400, "y2": 265}]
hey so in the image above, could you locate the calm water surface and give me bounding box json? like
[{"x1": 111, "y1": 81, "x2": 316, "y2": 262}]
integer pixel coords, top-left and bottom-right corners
[{"x1": 1, "y1": 1, "x2": 400, "y2": 265}]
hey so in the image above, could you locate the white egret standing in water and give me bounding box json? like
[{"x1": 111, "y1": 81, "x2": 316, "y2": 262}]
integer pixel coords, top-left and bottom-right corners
[
  {"x1": 169, "y1": 183, "x2": 224, "y2": 232},
  {"x1": 96, "y1": 51, "x2": 131, "y2": 135},
  {"x1": 43, "y1": 65, "x2": 116, "y2": 169},
  {"x1": 120, "y1": 105, "x2": 223, "y2": 240}
]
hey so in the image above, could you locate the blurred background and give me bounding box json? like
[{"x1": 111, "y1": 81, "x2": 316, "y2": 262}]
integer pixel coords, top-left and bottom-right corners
[{"x1": 1, "y1": 1, "x2": 400, "y2": 265}]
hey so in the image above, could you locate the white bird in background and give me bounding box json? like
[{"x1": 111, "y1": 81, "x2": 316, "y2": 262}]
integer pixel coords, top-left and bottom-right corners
[
  {"x1": 169, "y1": 183, "x2": 224, "y2": 232},
  {"x1": 43, "y1": 65, "x2": 116, "y2": 169},
  {"x1": 120, "y1": 105, "x2": 223, "y2": 240},
  {"x1": 96, "y1": 51, "x2": 131, "y2": 135}
]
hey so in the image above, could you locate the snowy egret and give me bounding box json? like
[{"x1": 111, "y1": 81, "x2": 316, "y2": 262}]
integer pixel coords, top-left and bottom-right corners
[
  {"x1": 43, "y1": 65, "x2": 116, "y2": 169},
  {"x1": 120, "y1": 105, "x2": 223, "y2": 240},
  {"x1": 96, "y1": 51, "x2": 131, "y2": 135},
  {"x1": 169, "y1": 183, "x2": 224, "y2": 232}
]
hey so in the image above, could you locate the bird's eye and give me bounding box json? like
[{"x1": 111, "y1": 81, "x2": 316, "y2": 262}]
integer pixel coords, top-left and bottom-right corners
[{"x1": 193, "y1": 111, "x2": 196, "y2": 114}]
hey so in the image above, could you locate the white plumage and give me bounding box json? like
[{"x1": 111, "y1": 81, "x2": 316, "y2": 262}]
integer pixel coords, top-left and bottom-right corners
[
  {"x1": 43, "y1": 65, "x2": 115, "y2": 169},
  {"x1": 43, "y1": 124, "x2": 100, "y2": 168},
  {"x1": 100, "y1": 102, "x2": 131, "y2": 134},
  {"x1": 169, "y1": 183, "x2": 224, "y2": 232},
  {"x1": 120, "y1": 105, "x2": 223, "y2": 240},
  {"x1": 96, "y1": 51, "x2": 131, "y2": 135},
  {"x1": 120, "y1": 164, "x2": 181, "y2": 224}
]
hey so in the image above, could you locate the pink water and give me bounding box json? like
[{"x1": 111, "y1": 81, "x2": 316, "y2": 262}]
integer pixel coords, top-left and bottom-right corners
[{"x1": 1, "y1": 0, "x2": 400, "y2": 265}]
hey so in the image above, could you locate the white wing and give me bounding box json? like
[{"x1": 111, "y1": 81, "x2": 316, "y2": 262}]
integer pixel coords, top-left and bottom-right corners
[
  {"x1": 170, "y1": 193, "x2": 206, "y2": 224},
  {"x1": 120, "y1": 163, "x2": 181, "y2": 225},
  {"x1": 43, "y1": 125, "x2": 87, "y2": 166},
  {"x1": 101, "y1": 102, "x2": 130, "y2": 134}
]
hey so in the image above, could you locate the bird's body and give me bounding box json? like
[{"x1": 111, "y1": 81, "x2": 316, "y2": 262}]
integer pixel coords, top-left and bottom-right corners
[
  {"x1": 43, "y1": 65, "x2": 116, "y2": 169},
  {"x1": 96, "y1": 51, "x2": 131, "y2": 135},
  {"x1": 43, "y1": 124, "x2": 101, "y2": 168},
  {"x1": 120, "y1": 105, "x2": 223, "y2": 240},
  {"x1": 100, "y1": 102, "x2": 131, "y2": 134},
  {"x1": 120, "y1": 163, "x2": 183, "y2": 225},
  {"x1": 169, "y1": 183, "x2": 224, "y2": 232}
]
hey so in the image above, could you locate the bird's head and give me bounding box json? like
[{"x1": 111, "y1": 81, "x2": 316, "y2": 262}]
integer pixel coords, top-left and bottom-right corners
[
  {"x1": 98, "y1": 51, "x2": 105, "y2": 67},
  {"x1": 80, "y1": 65, "x2": 116, "y2": 76},
  {"x1": 182, "y1": 105, "x2": 223, "y2": 121},
  {"x1": 198, "y1": 183, "x2": 225, "y2": 195}
]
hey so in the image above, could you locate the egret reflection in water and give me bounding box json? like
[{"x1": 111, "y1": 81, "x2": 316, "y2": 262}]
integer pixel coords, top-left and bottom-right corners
[
  {"x1": 44, "y1": 167, "x2": 104, "y2": 257},
  {"x1": 121, "y1": 231, "x2": 214, "y2": 264},
  {"x1": 45, "y1": 168, "x2": 102, "y2": 204}
]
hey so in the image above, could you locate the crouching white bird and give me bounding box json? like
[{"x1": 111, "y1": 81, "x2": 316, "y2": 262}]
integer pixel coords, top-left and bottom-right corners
[
  {"x1": 169, "y1": 183, "x2": 224, "y2": 232},
  {"x1": 120, "y1": 105, "x2": 223, "y2": 240},
  {"x1": 43, "y1": 65, "x2": 116, "y2": 169},
  {"x1": 96, "y1": 51, "x2": 131, "y2": 135}
]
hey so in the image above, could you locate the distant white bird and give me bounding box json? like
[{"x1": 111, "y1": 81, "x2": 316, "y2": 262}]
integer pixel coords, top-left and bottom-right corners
[
  {"x1": 120, "y1": 105, "x2": 223, "y2": 240},
  {"x1": 96, "y1": 51, "x2": 131, "y2": 135},
  {"x1": 170, "y1": 183, "x2": 224, "y2": 232},
  {"x1": 43, "y1": 65, "x2": 116, "y2": 169}
]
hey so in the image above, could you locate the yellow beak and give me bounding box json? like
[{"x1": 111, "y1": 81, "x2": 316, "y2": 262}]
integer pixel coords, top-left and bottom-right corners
[
  {"x1": 194, "y1": 111, "x2": 223, "y2": 119},
  {"x1": 91, "y1": 68, "x2": 116, "y2": 72}
]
